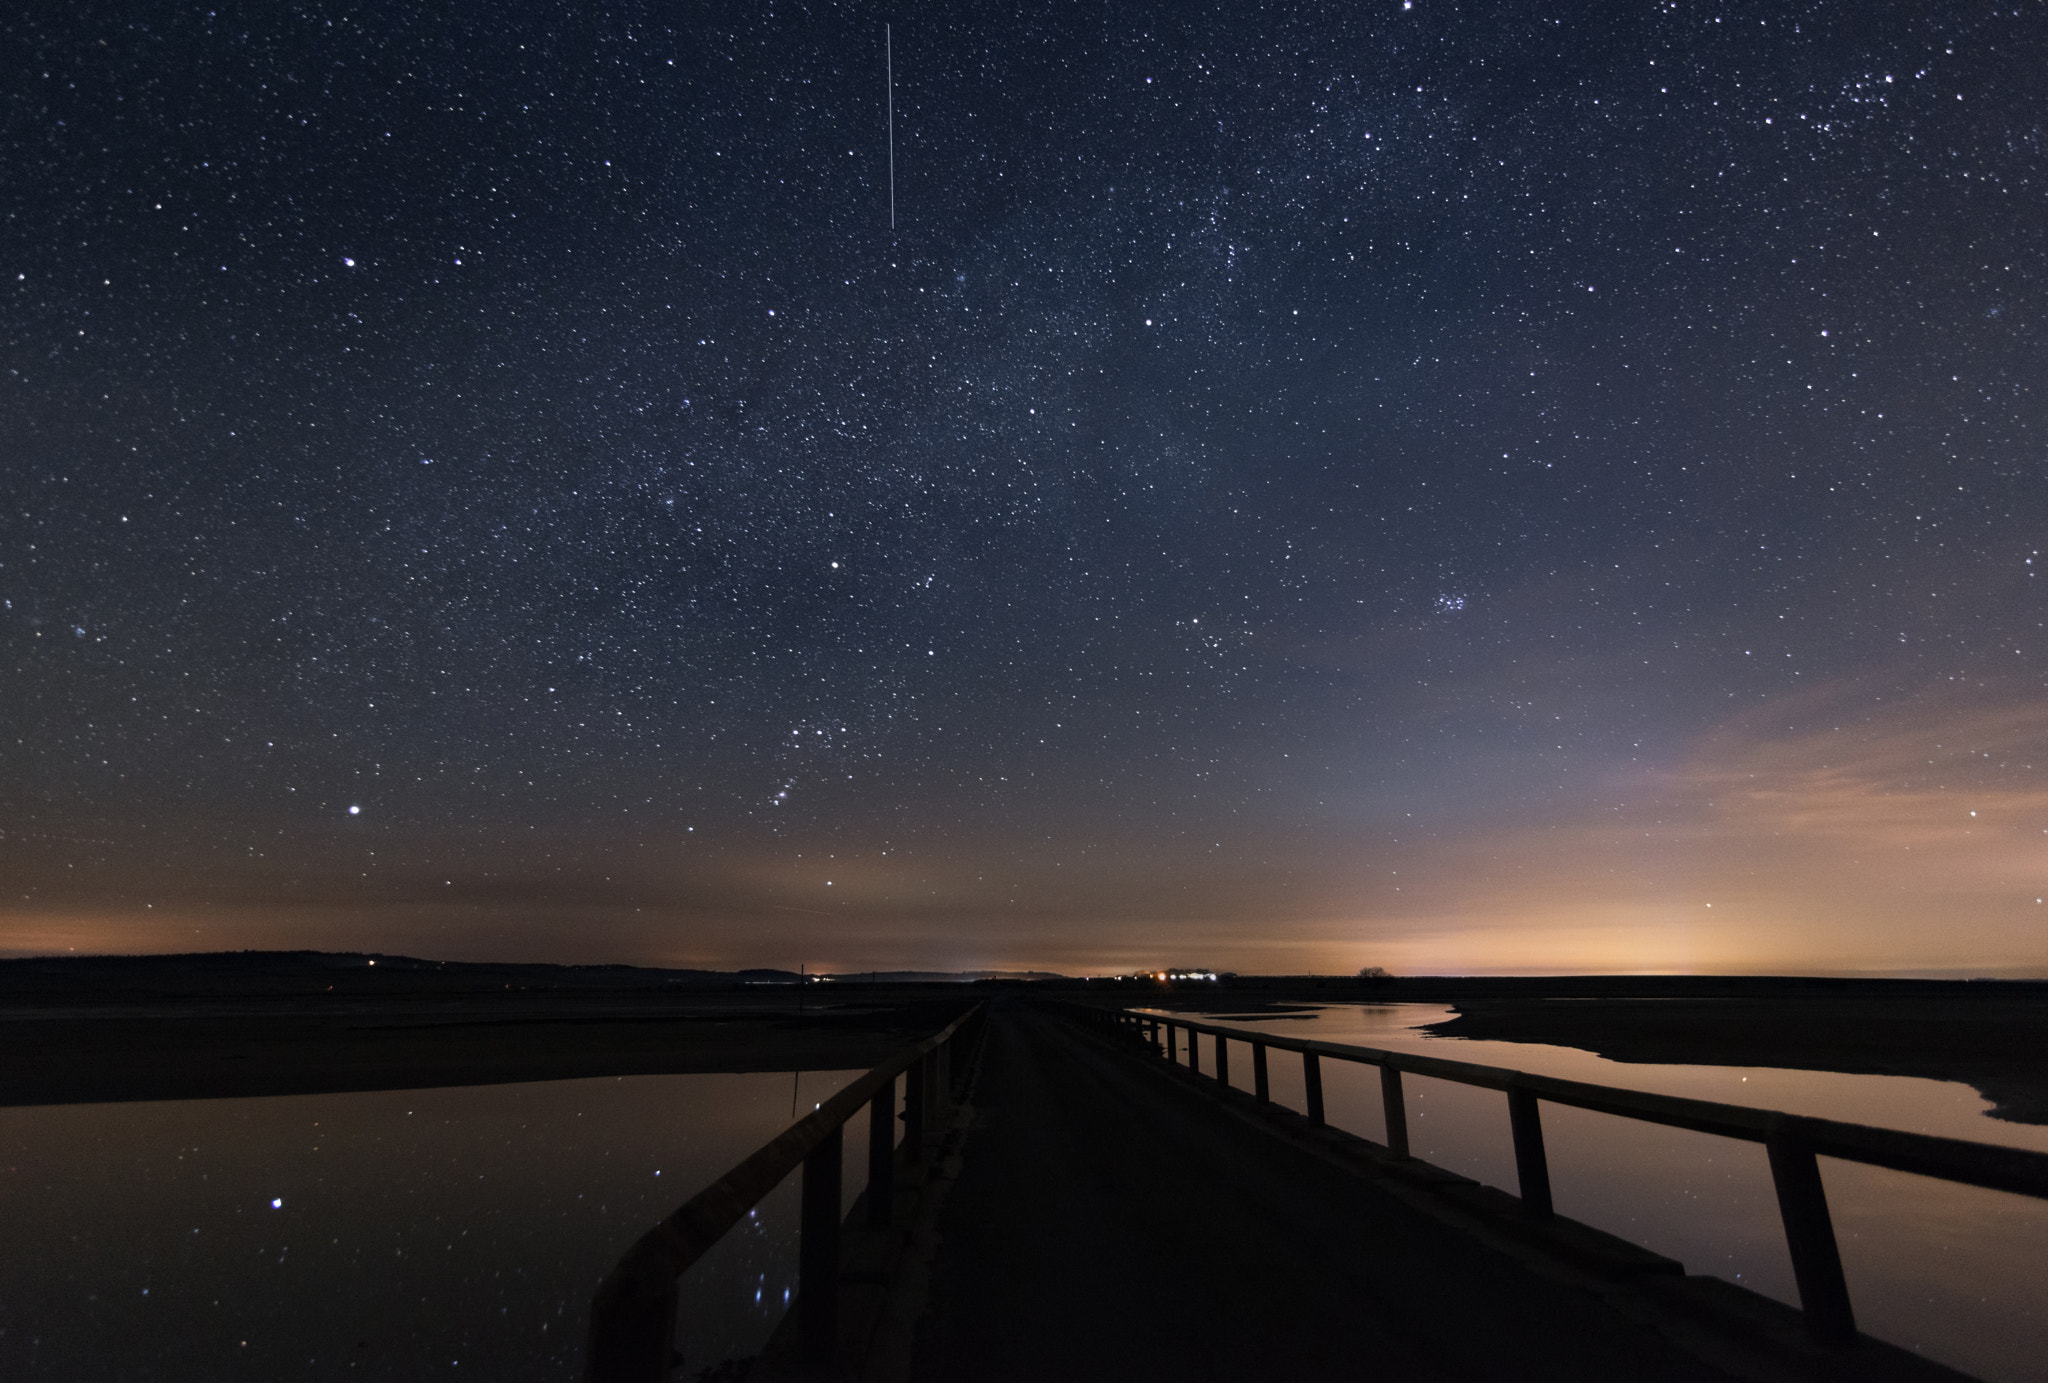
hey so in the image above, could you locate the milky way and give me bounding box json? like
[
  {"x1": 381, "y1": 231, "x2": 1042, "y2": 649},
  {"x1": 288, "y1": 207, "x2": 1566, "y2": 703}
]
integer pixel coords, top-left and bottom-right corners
[{"x1": 4, "y1": 2, "x2": 2043, "y2": 973}]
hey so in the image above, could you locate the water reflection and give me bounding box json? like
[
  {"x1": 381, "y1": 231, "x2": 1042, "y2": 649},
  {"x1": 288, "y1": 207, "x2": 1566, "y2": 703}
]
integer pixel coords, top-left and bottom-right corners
[
  {"x1": 1165, "y1": 1004, "x2": 2048, "y2": 1383},
  {"x1": 0, "y1": 1069, "x2": 864, "y2": 1381}
]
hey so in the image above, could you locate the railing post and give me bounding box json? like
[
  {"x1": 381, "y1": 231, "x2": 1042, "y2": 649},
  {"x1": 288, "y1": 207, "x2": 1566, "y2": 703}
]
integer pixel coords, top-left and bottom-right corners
[
  {"x1": 585, "y1": 1009, "x2": 985, "y2": 1383},
  {"x1": 1507, "y1": 1085, "x2": 1553, "y2": 1217},
  {"x1": 583, "y1": 1252, "x2": 678, "y2": 1383},
  {"x1": 1215, "y1": 1033, "x2": 1230, "y2": 1087},
  {"x1": 903, "y1": 1053, "x2": 927, "y2": 1165},
  {"x1": 1379, "y1": 1065, "x2": 1409, "y2": 1159},
  {"x1": 1252, "y1": 1042, "x2": 1270, "y2": 1104},
  {"x1": 1767, "y1": 1132, "x2": 1856, "y2": 1344},
  {"x1": 1188, "y1": 1029, "x2": 1200, "y2": 1076},
  {"x1": 867, "y1": 1076, "x2": 895, "y2": 1227},
  {"x1": 1304, "y1": 1051, "x2": 1325, "y2": 1126},
  {"x1": 1165, "y1": 1022, "x2": 1178, "y2": 1064},
  {"x1": 799, "y1": 1124, "x2": 843, "y2": 1365}
]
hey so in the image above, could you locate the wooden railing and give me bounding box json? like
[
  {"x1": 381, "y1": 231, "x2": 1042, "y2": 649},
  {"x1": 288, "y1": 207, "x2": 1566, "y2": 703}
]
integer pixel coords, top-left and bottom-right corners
[
  {"x1": 584, "y1": 1006, "x2": 983, "y2": 1381},
  {"x1": 1079, "y1": 1003, "x2": 2048, "y2": 1345}
]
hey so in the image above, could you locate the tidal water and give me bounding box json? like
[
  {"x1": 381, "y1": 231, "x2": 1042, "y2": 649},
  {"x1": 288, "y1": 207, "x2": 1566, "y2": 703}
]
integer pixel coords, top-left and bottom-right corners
[
  {"x1": 0, "y1": 1069, "x2": 868, "y2": 1381},
  {"x1": 8, "y1": 1015, "x2": 2044, "y2": 1382},
  {"x1": 1165, "y1": 1003, "x2": 2048, "y2": 1383}
]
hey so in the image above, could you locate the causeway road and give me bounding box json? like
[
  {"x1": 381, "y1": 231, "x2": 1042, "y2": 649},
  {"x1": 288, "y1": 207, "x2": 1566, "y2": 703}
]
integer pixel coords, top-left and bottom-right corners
[{"x1": 902, "y1": 1004, "x2": 1961, "y2": 1383}]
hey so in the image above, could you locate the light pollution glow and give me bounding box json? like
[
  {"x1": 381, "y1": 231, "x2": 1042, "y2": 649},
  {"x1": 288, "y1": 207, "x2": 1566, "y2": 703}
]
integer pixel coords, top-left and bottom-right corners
[{"x1": 7, "y1": 679, "x2": 2042, "y2": 978}]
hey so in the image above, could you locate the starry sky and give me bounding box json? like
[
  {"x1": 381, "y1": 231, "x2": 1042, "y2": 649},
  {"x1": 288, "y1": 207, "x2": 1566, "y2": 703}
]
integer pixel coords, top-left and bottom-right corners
[{"x1": 4, "y1": 1, "x2": 2044, "y2": 975}]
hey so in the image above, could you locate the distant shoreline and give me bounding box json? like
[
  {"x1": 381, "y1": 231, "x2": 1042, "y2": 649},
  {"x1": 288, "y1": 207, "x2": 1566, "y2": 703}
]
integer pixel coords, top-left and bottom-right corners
[
  {"x1": 1416, "y1": 996, "x2": 2048, "y2": 1126},
  {"x1": 13, "y1": 955, "x2": 2048, "y2": 1120}
]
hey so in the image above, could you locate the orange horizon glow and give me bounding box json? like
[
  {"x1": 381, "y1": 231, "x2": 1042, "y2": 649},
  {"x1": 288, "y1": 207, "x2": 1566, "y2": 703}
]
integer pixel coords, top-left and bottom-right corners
[{"x1": 7, "y1": 678, "x2": 2045, "y2": 978}]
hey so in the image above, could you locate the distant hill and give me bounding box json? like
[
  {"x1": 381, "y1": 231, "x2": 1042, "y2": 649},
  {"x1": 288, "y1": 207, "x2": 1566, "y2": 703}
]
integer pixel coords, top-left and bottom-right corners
[
  {"x1": 0, "y1": 950, "x2": 782, "y2": 1002},
  {"x1": 0, "y1": 950, "x2": 1069, "y2": 1004}
]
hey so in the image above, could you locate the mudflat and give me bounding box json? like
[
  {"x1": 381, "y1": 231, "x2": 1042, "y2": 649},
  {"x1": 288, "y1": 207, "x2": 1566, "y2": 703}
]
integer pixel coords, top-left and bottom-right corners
[
  {"x1": 0, "y1": 953, "x2": 969, "y2": 1105},
  {"x1": 0, "y1": 1003, "x2": 962, "y2": 1106},
  {"x1": 1424, "y1": 996, "x2": 2048, "y2": 1124}
]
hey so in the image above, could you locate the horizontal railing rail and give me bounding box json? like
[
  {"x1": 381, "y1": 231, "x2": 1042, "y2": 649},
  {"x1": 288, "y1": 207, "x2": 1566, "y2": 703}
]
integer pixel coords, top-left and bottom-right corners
[
  {"x1": 585, "y1": 1005, "x2": 982, "y2": 1382},
  {"x1": 1076, "y1": 1002, "x2": 2048, "y2": 1346}
]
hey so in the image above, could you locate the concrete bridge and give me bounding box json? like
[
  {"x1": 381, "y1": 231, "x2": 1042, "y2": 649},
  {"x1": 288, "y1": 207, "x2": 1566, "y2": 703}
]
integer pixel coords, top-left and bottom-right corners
[{"x1": 593, "y1": 1000, "x2": 1995, "y2": 1382}]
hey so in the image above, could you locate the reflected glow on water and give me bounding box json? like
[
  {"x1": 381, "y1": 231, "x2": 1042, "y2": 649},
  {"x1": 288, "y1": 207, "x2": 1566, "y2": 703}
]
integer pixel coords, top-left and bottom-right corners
[
  {"x1": 0, "y1": 1070, "x2": 864, "y2": 1381},
  {"x1": 1160, "y1": 1004, "x2": 2048, "y2": 1383}
]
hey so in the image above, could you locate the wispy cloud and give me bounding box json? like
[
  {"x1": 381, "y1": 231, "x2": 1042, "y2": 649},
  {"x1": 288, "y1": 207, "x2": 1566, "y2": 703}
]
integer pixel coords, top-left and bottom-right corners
[{"x1": 1292, "y1": 678, "x2": 2048, "y2": 975}]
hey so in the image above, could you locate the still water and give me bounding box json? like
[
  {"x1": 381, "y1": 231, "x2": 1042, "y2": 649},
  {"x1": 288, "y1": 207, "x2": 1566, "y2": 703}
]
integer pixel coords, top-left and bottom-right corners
[
  {"x1": 1163, "y1": 1003, "x2": 2048, "y2": 1383},
  {"x1": 0, "y1": 1070, "x2": 868, "y2": 1381},
  {"x1": 7, "y1": 1018, "x2": 2044, "y2": 1382}
]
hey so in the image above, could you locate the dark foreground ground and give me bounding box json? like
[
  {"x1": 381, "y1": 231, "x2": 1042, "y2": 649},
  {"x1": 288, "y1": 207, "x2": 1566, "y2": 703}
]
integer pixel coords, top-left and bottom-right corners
[
  {"x1": 1129, "y1": 977, "x2": 2048, "y2": 1125},
  {"x1": 0, "y1": 952, "x2": 969, "y2": 1104}
]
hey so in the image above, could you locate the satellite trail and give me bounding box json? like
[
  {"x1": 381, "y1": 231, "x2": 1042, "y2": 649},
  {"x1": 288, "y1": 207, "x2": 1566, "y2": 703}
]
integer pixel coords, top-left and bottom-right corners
[{"x1": 886, "y1": 24, "x2": 895, "y2": 229}]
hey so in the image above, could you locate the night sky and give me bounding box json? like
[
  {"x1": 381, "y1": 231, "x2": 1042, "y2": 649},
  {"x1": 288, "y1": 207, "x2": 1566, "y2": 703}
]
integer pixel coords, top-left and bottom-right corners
[{"x1": 4, "y1": 2, "x2": 2043, "y2": 975}]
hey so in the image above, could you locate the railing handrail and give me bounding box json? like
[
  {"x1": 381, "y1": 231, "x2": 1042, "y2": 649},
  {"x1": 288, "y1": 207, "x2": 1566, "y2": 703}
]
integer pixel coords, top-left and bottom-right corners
[
  {"x1": 587, "y1": 1005, "x2": 980, "y2": 1379},
  {"x1": 1079, "y1": 1000, "x2": 2048, "y2": 1344},
  {"x1": 1114, "y1": 1006, "x2": 2048, "y2": 1201}
]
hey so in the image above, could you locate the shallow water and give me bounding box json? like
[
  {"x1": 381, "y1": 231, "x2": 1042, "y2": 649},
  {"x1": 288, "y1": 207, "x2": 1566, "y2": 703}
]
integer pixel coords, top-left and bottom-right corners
[
  {"x1": 9, "y1": 1013, "x2": 2044, "y2": 1382},
  {"x1": 1149, "y1": 1003, "x2": 2048, "y2": 1383},
  {"x1": 0, "y1": 1069, "x2": 868, "y2": 1381}
]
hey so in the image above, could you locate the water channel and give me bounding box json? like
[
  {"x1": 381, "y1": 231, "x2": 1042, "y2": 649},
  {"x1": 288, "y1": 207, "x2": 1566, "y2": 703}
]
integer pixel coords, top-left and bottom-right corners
[
  {"x1": 0, "y1": 1069, "x2": 867, "y2": 1381},
  {"x1": 7, "y1": 1005, "x2": 2045, "y2": 1381}
]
